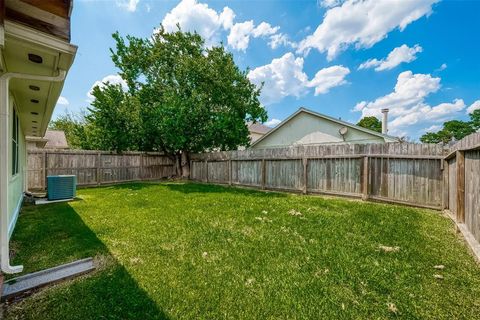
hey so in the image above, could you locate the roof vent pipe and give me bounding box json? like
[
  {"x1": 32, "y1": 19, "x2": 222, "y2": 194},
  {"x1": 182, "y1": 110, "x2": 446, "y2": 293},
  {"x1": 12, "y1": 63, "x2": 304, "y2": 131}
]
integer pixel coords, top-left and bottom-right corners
[{"x1": 381, "y1": 108, "x2": 389, "y2": 134}]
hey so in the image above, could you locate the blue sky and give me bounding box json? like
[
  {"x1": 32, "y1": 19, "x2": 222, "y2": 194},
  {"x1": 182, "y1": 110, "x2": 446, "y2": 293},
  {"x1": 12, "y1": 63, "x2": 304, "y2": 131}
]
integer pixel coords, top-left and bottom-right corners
[{"x1": 56, "y1": 0, "x2": 480, "y2": 139}]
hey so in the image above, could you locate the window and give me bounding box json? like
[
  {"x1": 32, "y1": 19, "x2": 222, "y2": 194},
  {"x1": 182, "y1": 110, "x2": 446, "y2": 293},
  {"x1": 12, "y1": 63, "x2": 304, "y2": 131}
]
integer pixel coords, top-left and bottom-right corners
[{"x1": 12, "y1": 108, "x2": 19, "y2": 176}]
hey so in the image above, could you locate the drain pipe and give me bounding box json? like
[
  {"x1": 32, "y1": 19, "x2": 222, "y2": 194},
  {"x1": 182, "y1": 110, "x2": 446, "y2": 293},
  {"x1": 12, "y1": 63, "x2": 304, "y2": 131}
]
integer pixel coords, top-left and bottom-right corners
[{"x1": 0, "y1": 70, "x2": 66, "y2": 274}]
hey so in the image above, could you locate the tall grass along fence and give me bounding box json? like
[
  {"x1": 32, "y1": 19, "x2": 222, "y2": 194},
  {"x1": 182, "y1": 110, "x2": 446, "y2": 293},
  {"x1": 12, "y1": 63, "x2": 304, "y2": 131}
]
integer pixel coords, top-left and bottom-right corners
[
  {"x1": 27, "y1": 150, "x2": 174, "y2": 190},
  {"x1": 190, "y1": 143, "x2": 447, "y2": 210}
]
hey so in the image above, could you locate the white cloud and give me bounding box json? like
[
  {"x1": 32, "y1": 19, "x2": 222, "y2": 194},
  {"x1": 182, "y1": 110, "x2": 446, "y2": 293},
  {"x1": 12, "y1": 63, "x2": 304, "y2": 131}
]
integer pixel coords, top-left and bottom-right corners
[
  {"x1": 87, "y1": 74, "x2": 128, "y2": 101},
  {"x1": 219, "y1": 7, "x2": 235, "y2": 30},
  {"x1": 354, "y1": 71, "x2": 466, "y2": 135},
  {"x1": 116, "y1": 0, "x2": 139, "y2": 12},
  {"x1": 57, "y1": 96, "x2": 69, "y2": 105},
  {"x1": 467, "y1": 100, "x2": 480, "y2": 114},
  {"x1": 161, "y1": 0, "x2": 287, "y2": 51},
  {"x1": 319, "y1": 0, "x2": 344, "y2": 8},
  {"x1": 436, "y1": 63, "x2": 448, "y2": 72},
  {"x1": 162, "y1": 0, "x2": 234, "y2": 46},
  {"x1": 247, "y1": 52, "x2": 349, "y2": 105},
  {"x1": 248, "y1": 53, "x2": 309, "y2": 105},
  {"x1": 265, "y1": 118, "x2": 282, "y2": 127},
  {"x1": 268, "y1": 34, "x2": 297, "y2": 50},
  {"x1": 308, "y1": 65, "x2": 350, "y2": 95},
  {"x1": 388, "y1": 99, "x2": 465, "y2": 130},
  {"x1": 228, "y1": 21, "x2": 255, "y2": 51},
  {"x1": 298, "y1": 0, "x2": 438, "y2": 60},
  {"x1": 252, "y1": 22, "x2": 279, "y2": 38},
  {"x1": 228, "y1": 21, "x2": 283, "y2": 51},
  {"x1": 358, "y1": 44, "x2": 422, "y2": 71},
  {"x1": 423, "y1": 124, "x2": 442, "y2": 133}
]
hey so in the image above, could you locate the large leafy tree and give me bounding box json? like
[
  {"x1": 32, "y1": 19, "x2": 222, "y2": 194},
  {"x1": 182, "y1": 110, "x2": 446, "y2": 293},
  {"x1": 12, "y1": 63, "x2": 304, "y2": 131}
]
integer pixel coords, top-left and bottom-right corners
[
  {"x1": 49, "y1": 112, "x2": 90, "y2": 149},
  {"x1": 100, "y1": 27, "x2": 266, "y2": 176},
  {"x1": 86, "y1": 83, "x2": 142, "y2": 152},
  {"x1": 420, "y1": 119, "x2": 476, "y2": 144},
  {"x1": 357, "y1": 116, "x2": 382, "y2": 133},
  {"x1": 470, "y1": 109, "x2": 480, "y2": 131}
]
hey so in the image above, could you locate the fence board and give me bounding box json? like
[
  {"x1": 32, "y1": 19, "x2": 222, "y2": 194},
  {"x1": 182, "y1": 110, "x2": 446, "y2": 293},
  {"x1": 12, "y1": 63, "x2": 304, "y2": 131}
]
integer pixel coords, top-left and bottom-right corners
[
  {"x1": 207, "y1": 161, "x2": 229, "y2": 183},
  {"x1": 307, "y1": 158, "x2": 361, "y2": 195},
  {"x1": 265, "y1": 159, "x2": 303, "y2": 190},
  {"x1": 190, "y1": 142, "x2": 447, "y2": 208},
  {"x1": 465, "y1": 150, "x2": 480, "y2": 242},
  {"x1": 27, "y1": 150, "x2": 174, "y2": 190},
  {"x1": 232, "y1": 160, "x2": 262, "y2": 186},
  {"x1": 448, "y1": 158, "x2": 457, "y2": 215}
]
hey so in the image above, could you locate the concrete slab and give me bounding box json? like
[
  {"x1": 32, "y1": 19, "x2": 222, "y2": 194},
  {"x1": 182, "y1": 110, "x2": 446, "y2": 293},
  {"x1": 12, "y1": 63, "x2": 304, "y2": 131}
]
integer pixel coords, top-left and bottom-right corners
[
  {"x1": 2, "y1": 257, "x2": 95, "y2": 300},
  {"x1": 35, "y1": 198, "x2": 74, "y2": 205}
]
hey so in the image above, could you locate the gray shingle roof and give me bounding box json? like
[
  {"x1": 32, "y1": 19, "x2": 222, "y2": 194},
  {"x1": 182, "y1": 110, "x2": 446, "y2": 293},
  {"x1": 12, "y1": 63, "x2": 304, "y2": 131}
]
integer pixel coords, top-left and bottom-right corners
[
  {"x1": 248, "y1": 122, "x2": 271, "y2": 134},
  {"x1": 44, "y1": 130, "x2": 69, "y2": 149}
]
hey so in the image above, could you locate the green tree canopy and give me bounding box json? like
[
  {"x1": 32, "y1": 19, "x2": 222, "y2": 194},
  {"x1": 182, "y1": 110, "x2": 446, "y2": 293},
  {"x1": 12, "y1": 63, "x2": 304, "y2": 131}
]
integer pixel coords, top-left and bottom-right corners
[
  {"x1": 49, "y1": 112, "x2": 90, "y2": 149},
  {"x1": 470, "y1": 109, "x2": 480, "y2": 131},
  {"x1": 86, "y1": 83, "x2": 141, "y2": 152},
  {"x1": 420, "y1": 119, "x2": 476, "y2": 144},
  {"x1": 86, "y1": 27, "x2": 267, "y2": 176},
  {"x1": 357, "y1": 116, "x2": 382, "y2": 133}
]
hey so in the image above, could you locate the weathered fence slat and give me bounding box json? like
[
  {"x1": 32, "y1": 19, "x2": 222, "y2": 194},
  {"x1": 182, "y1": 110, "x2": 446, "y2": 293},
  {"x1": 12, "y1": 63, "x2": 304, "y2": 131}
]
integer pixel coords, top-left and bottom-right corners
[
  {"x1": 189, "y1": 142, "x2": 448, "y2": 209},
  {"x1": 27, "y1": 150, "x2": 174, "y2": 190}
]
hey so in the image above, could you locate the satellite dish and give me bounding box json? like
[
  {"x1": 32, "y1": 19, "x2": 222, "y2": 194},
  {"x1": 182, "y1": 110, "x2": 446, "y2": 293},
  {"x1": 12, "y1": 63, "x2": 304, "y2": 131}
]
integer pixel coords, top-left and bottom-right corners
[{"x1": 339, "y1": 126, "x2": 348, "y2": 136}]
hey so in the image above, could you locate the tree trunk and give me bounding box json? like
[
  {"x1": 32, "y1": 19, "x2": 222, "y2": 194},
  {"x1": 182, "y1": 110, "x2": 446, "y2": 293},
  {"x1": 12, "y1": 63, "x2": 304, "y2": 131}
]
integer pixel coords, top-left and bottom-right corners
[
  {"x1": 181, "y1": 151, "x2": 190, "y2": 179},
  {"x1": 174, "y1": 153, "x2": 182, "y2": 177}
]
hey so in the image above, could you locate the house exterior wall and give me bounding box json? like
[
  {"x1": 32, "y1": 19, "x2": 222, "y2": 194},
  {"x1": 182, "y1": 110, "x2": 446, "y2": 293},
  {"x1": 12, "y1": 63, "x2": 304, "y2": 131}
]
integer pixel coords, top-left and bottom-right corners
[
  {"x1": 7, "y1": 96, "x2": 26, "y2": 237},
  {"x1": 252, "y1": 112, "x2": 386, "y2": 149}
]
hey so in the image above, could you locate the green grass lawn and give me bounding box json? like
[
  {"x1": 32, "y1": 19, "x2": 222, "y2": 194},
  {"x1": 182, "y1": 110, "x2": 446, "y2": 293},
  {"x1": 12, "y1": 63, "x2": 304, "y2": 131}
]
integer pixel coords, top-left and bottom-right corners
[{"x1": 4, "y1": 182, "x2": 480, "y2": 319}]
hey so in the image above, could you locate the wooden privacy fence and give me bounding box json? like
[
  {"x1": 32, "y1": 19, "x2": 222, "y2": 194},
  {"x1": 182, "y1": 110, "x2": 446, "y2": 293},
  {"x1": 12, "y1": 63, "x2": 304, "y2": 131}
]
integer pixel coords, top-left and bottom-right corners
[
  {"x1": 26, "y1": 136, "x2": 480, "y2": 258},
  {"x1": 27, "y1": 150, "x2": 175, "y2": 190},
  {"x1": 445, "y1": 132, "x2": 480, "y2": 246},
  {"x1": 190, "y1": 143, "x2": 448, "y2": 209}
]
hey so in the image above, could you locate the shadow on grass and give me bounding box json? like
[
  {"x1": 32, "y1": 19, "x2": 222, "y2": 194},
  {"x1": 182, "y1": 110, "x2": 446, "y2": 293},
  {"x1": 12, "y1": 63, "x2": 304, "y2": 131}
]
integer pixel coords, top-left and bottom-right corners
[
  {"x1": 163, "y1": 181, "x2": 288, "y2": 198},
  {"x1": 6, "y1": 202, "x2": 170, "y2": 320}
]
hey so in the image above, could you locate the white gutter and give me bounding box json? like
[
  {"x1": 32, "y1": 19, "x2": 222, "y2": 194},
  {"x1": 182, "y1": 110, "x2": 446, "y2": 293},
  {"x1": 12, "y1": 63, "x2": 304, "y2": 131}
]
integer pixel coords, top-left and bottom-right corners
[{"x1": 0, "y1": 69, "x2": 66, "y2": 274}]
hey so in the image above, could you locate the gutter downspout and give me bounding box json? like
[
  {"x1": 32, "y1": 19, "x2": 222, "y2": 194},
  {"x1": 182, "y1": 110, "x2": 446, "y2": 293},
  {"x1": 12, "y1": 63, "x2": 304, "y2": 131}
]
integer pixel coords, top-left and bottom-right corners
[{"x1": 0, "y1": 69, "x2": 66, "y2": 274}]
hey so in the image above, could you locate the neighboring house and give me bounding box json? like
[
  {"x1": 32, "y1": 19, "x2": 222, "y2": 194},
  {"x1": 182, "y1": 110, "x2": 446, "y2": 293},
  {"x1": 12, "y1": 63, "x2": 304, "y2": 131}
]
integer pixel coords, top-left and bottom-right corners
[
  {"x1": 27, "y1": 129, "x2": 69, "y2": 150},
  {"x1": 0, "y1": 1, "x2": 76, "y2": 273},
  {"x1": 251, "y1": 107, "x2": 398, "y2": 149},
  {"x1": 248, "y1": 122, "x2": 271, "y2": 143}
]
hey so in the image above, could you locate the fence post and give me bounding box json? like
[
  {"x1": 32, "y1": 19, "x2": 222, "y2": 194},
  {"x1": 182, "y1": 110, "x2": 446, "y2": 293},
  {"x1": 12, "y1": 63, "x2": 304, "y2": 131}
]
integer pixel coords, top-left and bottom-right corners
[
  {"x1": 362, "y1": 156, "x2": 369, "y2": 200},
  {"x1": 261, "y1": 159, "x2": 266, "y2": 189},
  {"x1": 442, "y1": 159, "x2": 449, "y2": 210},
  {"x1": 140, "y1": 153, "x2": 144, "y2": 180},
  {"x1": 189, "y1": 160, "x2": 193, "y2": 180},
  {"x1": 228, "y1": 159, "x2": 232, "y2": 186},
  {"x1": 456, "y1": 150, "x2": 465, "y2": 222},
  {"x1": 96, "y1": 152, "x2": 102, "y2": 185},
  {"x1": 205, "y1": 160, "x2": 208, "y2": 183},
  {"x1": 42, "y1": 151, "x2": 47, "y2": 190},
  {"x1": 302, "y1": 157, "x2": 307, "y2": 194}
]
